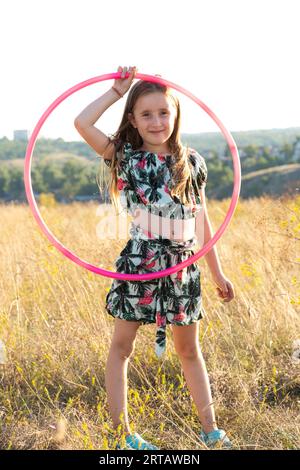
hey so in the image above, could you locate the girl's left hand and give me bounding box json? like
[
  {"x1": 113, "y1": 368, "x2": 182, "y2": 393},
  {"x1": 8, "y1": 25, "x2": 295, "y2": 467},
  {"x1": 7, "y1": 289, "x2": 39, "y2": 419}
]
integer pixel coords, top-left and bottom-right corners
[{"x1": 213, "y1": 273, "x2": 235, "y2": 303}]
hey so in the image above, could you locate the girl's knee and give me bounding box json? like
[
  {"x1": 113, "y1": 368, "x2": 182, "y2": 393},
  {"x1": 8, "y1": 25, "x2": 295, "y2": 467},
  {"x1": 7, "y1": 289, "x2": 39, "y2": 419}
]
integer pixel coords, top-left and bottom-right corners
[
  {"x1": 175, "y1": 343, "x2": 200, "y2": 360},
  {"x1": 111, "y1": 338, "x2": 136, "y2": 359},
  {"x1": 110, "y1": 318, "x2": 141, "y2": 358},
  {"x1": 172, "y1": 322, "x2": 201, "y2": 360}
]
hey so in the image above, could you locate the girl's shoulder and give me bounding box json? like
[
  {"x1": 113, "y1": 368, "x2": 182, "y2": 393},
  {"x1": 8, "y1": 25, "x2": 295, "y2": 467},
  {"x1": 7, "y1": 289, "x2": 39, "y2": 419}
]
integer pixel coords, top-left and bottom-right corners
[
  {"x1": 123, "y1": 141, "x2": 135, "y2": 158},
  {"x1": 114, "y1": 141, "x2": 137, "y2": 161},
  {"x1": 103, "y1": 140, "x2": 133, "y2": 167},
  {"x1": 187, "y1": 147, "x2": 208, "y2": 186},
  {"x1": 188, "y1": 147, "x2": 206, "y2": 166}
]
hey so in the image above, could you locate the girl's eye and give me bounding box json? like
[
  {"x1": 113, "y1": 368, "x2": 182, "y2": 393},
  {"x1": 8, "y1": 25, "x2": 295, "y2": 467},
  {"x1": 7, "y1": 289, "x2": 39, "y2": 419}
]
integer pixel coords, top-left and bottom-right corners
[{"x1": 142, "y1": 112, "x2": 168, "y2": 117}]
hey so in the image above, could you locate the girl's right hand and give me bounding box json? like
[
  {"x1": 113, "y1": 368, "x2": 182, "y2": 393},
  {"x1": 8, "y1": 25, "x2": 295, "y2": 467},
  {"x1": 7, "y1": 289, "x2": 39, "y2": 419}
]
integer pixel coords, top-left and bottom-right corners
[{"x1": 113, "y1": 65, "x2": 138, "y2": 96}]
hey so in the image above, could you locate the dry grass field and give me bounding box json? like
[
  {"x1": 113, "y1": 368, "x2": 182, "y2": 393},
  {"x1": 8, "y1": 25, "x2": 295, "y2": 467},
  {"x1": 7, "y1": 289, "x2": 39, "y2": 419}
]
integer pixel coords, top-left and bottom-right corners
[{"x1": 0, "y1": 195, "x2": 299, "y2": 450}]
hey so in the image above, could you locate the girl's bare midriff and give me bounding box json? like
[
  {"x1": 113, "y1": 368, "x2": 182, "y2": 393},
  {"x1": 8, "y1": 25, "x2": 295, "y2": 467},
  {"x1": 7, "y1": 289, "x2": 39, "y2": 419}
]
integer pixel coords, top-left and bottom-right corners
[{"x1": 133, "y1": 207, "x2": 196, "y2": 242}]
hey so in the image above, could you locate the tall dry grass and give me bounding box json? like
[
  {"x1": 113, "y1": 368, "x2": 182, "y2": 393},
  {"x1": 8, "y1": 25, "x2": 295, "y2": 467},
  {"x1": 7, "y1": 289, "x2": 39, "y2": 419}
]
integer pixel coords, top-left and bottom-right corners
[{"x1": 0, "y1": 195, "x2": 299, "y2": 450}]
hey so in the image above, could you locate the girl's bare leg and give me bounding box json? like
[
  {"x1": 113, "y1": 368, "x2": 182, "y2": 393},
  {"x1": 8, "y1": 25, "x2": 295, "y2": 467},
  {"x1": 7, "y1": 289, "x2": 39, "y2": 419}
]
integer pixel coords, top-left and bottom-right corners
[
  {"x1": 171, "y1": 322, "x2": 218, "y2": 434},
  {"x1": 105, "y1": 318, "x2": 141, "y2": 434}
]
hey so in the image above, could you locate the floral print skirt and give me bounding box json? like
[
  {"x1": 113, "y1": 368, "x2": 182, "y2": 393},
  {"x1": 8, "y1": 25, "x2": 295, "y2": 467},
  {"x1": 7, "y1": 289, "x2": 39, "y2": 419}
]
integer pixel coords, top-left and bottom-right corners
[{"x1": 105, "y1": 222, "x2": 205, "y2": 358}]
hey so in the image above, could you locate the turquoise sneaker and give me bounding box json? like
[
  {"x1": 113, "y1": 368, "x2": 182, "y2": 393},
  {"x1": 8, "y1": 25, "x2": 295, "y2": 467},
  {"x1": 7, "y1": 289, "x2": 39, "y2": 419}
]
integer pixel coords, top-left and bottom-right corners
[
  {"x1": 116, "y1": 432, "x2": 159, "y2": 450},
  {"x1": 199, "y1": 429, "x2": 232, "y2": 449}
]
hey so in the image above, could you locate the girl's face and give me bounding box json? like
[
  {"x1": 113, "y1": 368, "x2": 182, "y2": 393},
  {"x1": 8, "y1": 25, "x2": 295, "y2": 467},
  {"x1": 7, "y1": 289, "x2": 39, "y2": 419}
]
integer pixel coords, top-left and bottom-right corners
[{"x1": 129, "y1": 92, "x2": 177, "y2": 151}]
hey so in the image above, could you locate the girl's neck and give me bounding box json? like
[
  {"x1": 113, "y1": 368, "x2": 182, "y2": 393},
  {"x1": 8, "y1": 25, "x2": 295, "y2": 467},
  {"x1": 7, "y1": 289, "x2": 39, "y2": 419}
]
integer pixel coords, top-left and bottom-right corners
[{"x1": 138, "y1": 146, "x2": 171, "y2": 155}]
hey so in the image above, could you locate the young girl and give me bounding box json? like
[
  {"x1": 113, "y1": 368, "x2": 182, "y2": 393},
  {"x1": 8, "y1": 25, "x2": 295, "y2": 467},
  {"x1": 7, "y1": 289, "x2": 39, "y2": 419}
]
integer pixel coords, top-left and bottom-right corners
[{"x1": 74, "y1": 65, "x2": 235, "y2": 450}]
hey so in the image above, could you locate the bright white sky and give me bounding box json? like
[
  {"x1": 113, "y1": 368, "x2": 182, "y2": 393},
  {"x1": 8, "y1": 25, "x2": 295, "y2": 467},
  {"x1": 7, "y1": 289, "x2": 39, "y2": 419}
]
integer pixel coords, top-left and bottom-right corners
[{"x1": 2, "y1": 0, "x2": 300, "y2": 141}]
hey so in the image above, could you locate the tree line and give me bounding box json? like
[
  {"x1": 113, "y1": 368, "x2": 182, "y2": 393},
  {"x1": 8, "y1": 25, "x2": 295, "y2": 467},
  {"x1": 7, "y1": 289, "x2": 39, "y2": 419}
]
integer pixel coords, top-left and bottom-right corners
[{"x1": 0, "y1": 133, "x2": 299, "y2": 202}]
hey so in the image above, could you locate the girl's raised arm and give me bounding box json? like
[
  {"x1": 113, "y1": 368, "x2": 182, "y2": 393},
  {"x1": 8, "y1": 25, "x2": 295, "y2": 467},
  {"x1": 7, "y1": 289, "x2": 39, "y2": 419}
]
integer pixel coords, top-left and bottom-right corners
[
  {"x1": 74, "y1": 88, "x2": 121, "y2": 160},
  {"x1": 74, "y1": 66, "x2": 137, "y2": 160}
]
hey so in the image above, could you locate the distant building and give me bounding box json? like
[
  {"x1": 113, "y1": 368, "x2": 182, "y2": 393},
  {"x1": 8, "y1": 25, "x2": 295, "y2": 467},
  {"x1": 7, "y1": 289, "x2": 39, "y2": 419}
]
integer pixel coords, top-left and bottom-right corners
[{"x1": 13, "y1": 130, "x2": 29, "y2": 141}]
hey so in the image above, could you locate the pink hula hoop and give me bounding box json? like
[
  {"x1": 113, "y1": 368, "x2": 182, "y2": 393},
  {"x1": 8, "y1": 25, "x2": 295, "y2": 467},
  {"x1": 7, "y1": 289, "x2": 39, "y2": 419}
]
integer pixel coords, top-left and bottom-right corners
[{"x1": 24, "y1": 72, "x2": 241, "y2": 280}]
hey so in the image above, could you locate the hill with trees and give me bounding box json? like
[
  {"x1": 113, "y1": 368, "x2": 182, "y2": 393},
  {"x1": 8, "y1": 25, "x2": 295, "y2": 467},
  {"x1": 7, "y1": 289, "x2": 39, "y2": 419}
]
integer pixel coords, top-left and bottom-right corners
[{"x1": 0, "y1": 127, "x2": 300, "y2": 202}]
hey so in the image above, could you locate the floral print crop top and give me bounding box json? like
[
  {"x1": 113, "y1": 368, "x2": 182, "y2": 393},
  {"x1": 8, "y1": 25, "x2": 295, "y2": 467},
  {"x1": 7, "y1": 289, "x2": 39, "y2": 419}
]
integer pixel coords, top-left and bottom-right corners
[{"x1": 104, "y1": 142, "x2": 208, "y2": 220}]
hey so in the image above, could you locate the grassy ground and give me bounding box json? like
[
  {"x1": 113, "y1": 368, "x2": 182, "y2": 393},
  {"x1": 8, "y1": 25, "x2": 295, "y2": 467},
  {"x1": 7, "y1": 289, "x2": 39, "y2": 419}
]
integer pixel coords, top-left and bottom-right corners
[{"x1": 0, "y1": 195, "x2": 299, "y2": 450}]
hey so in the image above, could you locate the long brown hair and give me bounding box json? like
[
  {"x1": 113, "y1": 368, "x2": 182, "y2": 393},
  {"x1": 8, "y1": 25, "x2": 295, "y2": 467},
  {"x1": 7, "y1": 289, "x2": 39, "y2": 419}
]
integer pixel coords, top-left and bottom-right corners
[{"x1": 97, "y1": 80, "x2": 195, "y2": 214}]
